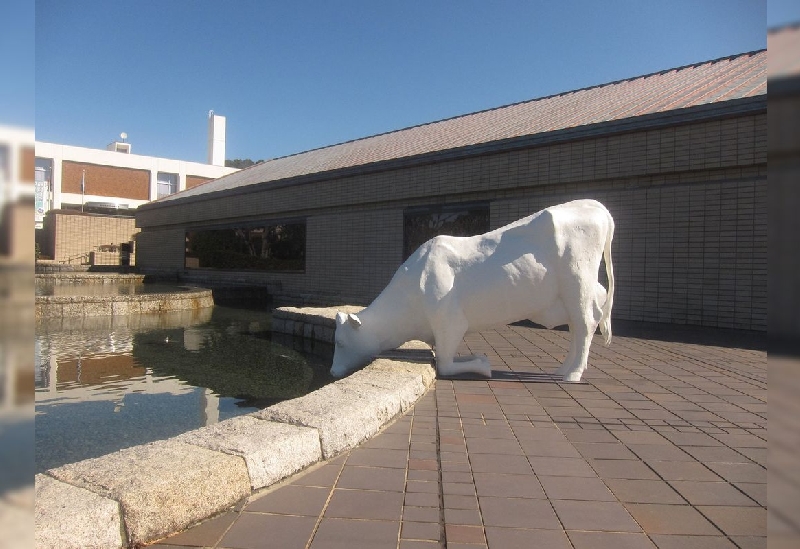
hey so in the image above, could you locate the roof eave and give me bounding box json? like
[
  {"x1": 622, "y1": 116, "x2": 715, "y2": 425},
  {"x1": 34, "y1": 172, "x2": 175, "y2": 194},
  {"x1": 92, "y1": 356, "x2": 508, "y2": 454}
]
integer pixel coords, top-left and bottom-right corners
[{"x1": 137, "y1": 94, "x2": 766, "y2": 214}]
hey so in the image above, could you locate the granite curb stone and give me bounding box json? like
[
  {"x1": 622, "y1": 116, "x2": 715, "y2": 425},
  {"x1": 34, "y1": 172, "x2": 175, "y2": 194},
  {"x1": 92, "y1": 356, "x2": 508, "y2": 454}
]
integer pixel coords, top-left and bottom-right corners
[
  {"x1": 256, "y1": 372, "x2": 409, "y2": 458},
  {"x1": 34, "y1": 473, "x2": 125, "y2": 549},
  {"x1": 272, "y1": 305, "x2": 362, "y2": 343},
  {"x1": 35, "y1": 287, "x2": 214, "y2": 319},
  {"x1": 347, "y1": 357, "x2": 435, "y2": 411},
  {"x1": 174, "y1": 415, "x2": 323, "y2": 490},
  {"x1": 46, "y1": 439, "x2": 251, "y2": 545},
  {"x1": 34, "y1": 273, "x2": 145, "y2": 283}
]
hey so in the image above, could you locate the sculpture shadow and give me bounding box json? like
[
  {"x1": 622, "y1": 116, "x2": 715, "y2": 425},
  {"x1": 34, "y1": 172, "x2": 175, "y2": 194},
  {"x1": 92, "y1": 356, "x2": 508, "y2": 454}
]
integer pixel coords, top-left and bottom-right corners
[
  {"x1": 511, "y1": 319, "x2": 766, "y2": 352},
  {"x1": 377, "y1": 349, "x2": 435, "y2": 363},
  {"x1": 606, "y1": 319, "x2": 765, "y2": 351},
  {"x1": 436, "y1": 370, "x2": 578, "y2": 384},
  {"x1": 490, "y1": 370, "x2": 578, "y2": 383},
  {"x1": 376, "y1": 349, "x2": 576, "y2": 384}
]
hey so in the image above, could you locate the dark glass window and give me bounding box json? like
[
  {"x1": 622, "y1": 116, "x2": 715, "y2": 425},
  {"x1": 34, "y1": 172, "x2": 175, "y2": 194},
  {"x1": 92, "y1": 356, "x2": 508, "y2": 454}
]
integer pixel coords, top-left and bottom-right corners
[
  {"x1": 403, "y1": 202, "x2": 490, "y2": 260},
  {"x1": 185, "y1": 222, "x2": 306, "y2": 271}
]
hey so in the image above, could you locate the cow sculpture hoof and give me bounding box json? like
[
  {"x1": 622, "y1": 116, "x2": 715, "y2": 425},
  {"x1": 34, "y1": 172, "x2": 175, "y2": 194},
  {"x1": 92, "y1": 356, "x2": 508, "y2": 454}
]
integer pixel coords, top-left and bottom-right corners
[
  {"x1": 437, "y1": 355, "x2": 492, "y2": 379},
  {"x1": 562, "y1": 370, "x2": 584, "y2": 383},
  {"x1": 555, "y1": 362, "x2": 581, "y2": 378}
]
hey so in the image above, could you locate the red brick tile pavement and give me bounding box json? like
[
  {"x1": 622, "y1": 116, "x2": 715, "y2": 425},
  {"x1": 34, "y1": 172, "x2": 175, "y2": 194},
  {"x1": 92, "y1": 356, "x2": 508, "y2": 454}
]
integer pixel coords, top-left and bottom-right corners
[{"x1": 149, "y1": 321, "x2": 765, "y2": 549}]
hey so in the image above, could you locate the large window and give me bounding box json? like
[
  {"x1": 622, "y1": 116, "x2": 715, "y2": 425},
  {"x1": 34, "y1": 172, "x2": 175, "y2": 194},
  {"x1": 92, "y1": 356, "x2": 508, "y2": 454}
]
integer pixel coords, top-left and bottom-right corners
[
  {"x1": 403, "y1": 202, "x2": 490, "y2": 260},
  {"x1": 156, "y1": 172, "x2": 178, "y2": 198},
  {"x1": 185, "y1": 221, "x2": 306, "y2": 271}
]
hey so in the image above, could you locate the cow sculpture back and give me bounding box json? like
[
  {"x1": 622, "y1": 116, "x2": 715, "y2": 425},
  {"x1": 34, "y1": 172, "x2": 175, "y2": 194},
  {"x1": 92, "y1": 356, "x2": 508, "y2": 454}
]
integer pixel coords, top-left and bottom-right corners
[{"x1": 331, "y1": 199, "x2": 615, "y2": 382}]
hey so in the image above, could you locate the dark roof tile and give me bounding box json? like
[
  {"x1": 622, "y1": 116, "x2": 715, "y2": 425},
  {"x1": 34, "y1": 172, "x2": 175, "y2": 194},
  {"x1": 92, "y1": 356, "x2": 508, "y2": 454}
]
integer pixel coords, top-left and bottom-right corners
[{"x1": 158, "y1": 49, "x2": 766, "y2": 203}]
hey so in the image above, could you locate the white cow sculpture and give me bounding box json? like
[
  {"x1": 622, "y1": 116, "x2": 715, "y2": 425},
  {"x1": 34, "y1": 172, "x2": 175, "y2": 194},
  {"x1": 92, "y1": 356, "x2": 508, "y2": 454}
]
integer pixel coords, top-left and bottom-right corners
[{"x1": 331, "y1": 199, "x2": 615, "y2": 382}]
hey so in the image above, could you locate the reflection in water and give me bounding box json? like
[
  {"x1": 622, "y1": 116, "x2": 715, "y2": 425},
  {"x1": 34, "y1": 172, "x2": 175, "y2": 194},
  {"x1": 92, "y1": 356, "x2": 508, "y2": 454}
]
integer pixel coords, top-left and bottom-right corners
[{"x1": 35, "y1": 306, "x2": 334, "y2": 472}]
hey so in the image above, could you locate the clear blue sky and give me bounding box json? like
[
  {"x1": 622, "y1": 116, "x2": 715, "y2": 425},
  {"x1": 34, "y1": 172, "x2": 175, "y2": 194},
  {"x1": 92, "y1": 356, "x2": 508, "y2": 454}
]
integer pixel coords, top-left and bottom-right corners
[
  {"x1": 25, "y1": 1, "x2": 784, "y2": 164},
  {"x1": 0, "y1": 0, "x2": 35, "y2": 128}
]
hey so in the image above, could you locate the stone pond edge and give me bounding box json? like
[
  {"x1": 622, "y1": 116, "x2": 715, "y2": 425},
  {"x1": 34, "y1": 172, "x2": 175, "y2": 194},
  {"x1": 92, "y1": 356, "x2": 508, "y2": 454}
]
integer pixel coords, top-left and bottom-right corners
[
  {"x1": 35, "y1": 306, "x2": 435, "y2": 548},
  {"x1": 35, "y1": 285, "x2": 215, "y2": 319}
]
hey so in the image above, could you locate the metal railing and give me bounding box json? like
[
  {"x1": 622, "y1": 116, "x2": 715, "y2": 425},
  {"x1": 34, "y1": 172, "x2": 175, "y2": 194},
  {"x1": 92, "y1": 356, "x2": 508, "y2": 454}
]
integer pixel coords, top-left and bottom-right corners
[{"x1": 60, "y1": 252, "x2": 90, "y2": 265}]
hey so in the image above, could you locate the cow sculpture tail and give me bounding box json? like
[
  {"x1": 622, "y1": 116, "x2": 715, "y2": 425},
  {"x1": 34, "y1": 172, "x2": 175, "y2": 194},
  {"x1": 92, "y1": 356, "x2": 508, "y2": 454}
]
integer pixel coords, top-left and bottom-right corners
[{"x1": 600, "y1": 214, "x2": 615, "y2": 346}]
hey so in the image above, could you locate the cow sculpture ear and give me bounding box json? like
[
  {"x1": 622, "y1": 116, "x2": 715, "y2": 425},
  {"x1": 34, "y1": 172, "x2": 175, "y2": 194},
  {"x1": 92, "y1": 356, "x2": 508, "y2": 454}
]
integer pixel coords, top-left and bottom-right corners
[
  {"x1": 347, "y1": 313, "x2": 362, "y2": 327},
  {"x1": 335, "y1": 312, "x2": 347, "y2": 325}
]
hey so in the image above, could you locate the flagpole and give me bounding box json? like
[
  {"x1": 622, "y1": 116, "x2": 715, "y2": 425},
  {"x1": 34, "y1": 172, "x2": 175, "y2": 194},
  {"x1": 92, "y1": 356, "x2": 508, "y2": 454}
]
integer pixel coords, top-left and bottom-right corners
[{"x1": 81, "y1": 170, "x2": 85, "y2": 212}]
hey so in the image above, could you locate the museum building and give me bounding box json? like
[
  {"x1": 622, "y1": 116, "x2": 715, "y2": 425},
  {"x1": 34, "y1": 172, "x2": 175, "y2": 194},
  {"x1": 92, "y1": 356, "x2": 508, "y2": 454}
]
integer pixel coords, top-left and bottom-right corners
[{"x1": 136, "y1": 49, "x2": 766, "y2": 331}]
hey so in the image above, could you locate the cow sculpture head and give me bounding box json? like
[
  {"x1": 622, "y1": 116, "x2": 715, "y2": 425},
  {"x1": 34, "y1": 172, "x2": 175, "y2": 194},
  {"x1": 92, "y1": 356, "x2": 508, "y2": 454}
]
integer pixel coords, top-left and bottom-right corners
[{"x1": 330, "y1": 312, "x2": 380, "y2": 377}]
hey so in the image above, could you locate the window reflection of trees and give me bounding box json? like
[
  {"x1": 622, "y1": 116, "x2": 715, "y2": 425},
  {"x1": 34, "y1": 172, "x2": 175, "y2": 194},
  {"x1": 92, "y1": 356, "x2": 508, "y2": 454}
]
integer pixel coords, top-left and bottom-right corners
[
  {"x1": 185, "y1": 223, "x2": 306, "y2": 271},
  {"x1": 403, "y1": 203, "x2": 489, "y2": 260}
]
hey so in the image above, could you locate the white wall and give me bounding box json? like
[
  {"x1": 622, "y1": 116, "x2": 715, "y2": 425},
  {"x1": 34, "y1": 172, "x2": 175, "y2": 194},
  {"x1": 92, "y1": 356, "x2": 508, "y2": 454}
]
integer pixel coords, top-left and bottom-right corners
[{"x1": 34, "y1": 141, "x2": 238, "y2": 212}]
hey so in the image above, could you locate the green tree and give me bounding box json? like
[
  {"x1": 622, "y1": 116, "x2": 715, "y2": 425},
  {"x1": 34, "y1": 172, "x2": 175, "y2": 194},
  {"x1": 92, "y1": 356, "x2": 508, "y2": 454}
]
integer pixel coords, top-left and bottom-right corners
[{"x1": 225, "y1": 158, "x2": 264, "y2": 169}]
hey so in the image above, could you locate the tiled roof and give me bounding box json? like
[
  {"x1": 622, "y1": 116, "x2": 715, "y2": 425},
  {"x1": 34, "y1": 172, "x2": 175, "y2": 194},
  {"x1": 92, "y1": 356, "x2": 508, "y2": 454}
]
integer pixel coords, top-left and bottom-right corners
[{"x1": 158, "y1": 49, "x2": 766, "y2": 204}]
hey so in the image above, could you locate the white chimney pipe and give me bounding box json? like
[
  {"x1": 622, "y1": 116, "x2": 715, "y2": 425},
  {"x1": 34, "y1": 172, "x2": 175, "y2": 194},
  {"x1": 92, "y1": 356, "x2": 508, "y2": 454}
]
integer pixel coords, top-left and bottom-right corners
[{"x1": 207, "y1": 111, "x2": 226, "y2": 166}]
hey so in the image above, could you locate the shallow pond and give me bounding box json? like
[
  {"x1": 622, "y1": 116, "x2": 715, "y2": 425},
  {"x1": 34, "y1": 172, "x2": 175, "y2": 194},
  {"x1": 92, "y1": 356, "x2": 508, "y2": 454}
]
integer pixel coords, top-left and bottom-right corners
[{"x1": 35, "y1": 305, "x2": 334, "y2": 472}]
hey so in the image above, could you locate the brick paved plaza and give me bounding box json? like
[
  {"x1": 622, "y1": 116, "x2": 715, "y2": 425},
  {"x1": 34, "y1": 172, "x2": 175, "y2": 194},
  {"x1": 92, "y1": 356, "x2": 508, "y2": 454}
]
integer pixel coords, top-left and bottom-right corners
[{"x1": 149, "y1": 321, "x2": 766, "y2": 549}]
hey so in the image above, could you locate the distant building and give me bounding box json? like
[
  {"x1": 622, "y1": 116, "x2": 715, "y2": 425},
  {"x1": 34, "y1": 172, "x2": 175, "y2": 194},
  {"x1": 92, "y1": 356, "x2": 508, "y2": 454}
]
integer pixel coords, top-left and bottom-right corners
[
  {"x1": 35, "y1": 112, "x2": 238, "y2": 265},
  {"x1": 137, "y1": 50, "x2": 768, "y2": 331},
  {"x1": 35, "y1": 122, "x2": 236, "y2": 223}
]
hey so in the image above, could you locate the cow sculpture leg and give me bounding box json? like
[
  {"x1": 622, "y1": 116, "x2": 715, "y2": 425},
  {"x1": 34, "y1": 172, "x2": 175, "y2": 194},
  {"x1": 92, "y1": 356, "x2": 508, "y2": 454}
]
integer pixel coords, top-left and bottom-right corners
[
  {"x1": 555, "y1": 335, "x2": 578, "y2": 379},
  {"x1": 560, "y1": 322, "x2": 594, "y2": 382},
  {"x1": 555, "y1": 275, "x2": 605, "y2": 382},
  {"x1": 431, "y1": 309, "x2": 492, "y2": 378}
]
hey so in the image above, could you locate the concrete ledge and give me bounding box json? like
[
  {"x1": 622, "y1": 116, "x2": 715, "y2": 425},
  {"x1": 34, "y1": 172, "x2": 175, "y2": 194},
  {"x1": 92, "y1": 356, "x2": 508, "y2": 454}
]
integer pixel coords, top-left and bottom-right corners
[
  {"x1": 349, "y1": 356, "x2": 436, "y2": 410},
  {"x1": 257, "y1": 378, "x2": 398, "y2": 458},
  {"x1": 35, "y1": 273, "x2": 145, "y2": 284},
  {"x1": 35, "y1": 474, "x2": 124, "y2": 549},
  {"x1": 272, "y1": 305, "x2": 362, "y2": 343},
  {"x1": 255, "y1": 353, "x2": 434, "y2": 459},
  {"x1": 175, "y1": 416, "x2": 323, "y2": 490},
  {"x1": 36, "y1": 306, "x2": 214, "y2": 333},
  {"x1": 36, "y1": 260, "x2": 91, "y2": 273},
  {"x1": 35, "y1": 286, "x2": 214, "y2": 319},
  {"x1": 46, "y1": 440, "x2": 251, "y2": 545},
  {"x1": 256, "y1": 328, "x2": 434, "y2": 458},
  {"x1": 34, "y1": 306, "x2": 436, "y2": 547}
]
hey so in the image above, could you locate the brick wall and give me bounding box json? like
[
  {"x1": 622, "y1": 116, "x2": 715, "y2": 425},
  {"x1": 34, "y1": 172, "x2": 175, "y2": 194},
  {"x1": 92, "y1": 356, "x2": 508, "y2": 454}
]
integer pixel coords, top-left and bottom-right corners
[
  {"x1": 136, "y1": 112, "x2": 767, "y2": 330},
  {"x1": 304, "y1": 210, "x2": 404, "y2": 301},
  {"x1": 62, "y1": 161, "x2": 150, "y2": 201},
  {"x1": 490, "y1": 175, "x2": 766, "y2": 331},
  {"x1": 132, "y1": 226, "x2": 184, "y2": 273},
  {"x1": 41, "y1": 211, "x2": 139, "y2": 264}
]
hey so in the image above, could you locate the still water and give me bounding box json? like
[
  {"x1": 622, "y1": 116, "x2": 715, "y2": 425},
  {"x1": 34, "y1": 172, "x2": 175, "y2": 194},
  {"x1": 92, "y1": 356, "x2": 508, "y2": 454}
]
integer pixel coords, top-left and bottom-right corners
[{"x1": 35, "y1": 305, "x2": 334, "y2": 472}]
